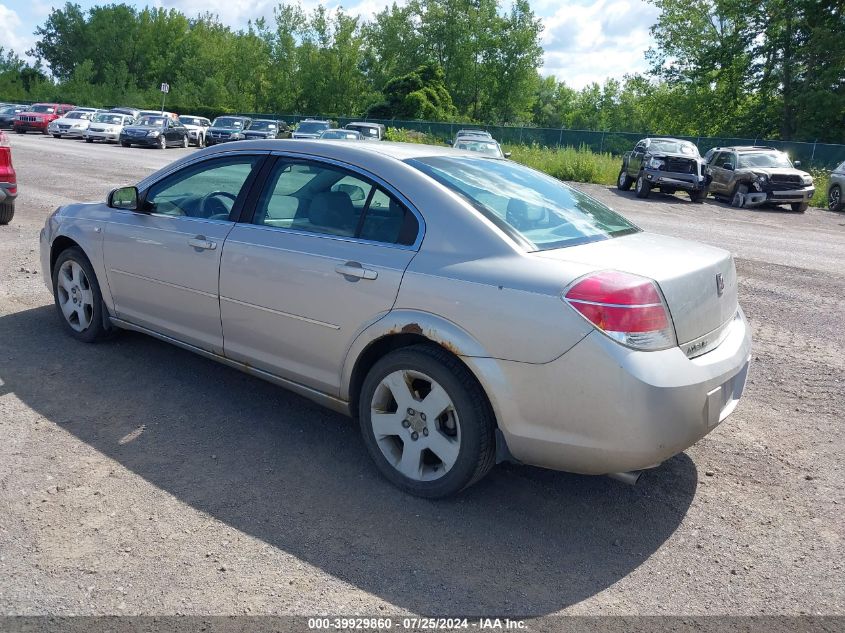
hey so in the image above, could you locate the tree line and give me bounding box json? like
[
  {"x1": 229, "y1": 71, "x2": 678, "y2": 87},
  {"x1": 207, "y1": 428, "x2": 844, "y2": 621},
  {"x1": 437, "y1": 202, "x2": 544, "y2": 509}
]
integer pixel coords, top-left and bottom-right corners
[{"x1": 0, "y1": 0, "x2": 842, "y2": 142}]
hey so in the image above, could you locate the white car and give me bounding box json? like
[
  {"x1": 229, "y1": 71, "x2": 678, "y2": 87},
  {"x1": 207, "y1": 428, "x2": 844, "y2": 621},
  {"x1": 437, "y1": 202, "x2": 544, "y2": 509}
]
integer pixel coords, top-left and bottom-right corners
[
  {"x1": 48, "y1": 110, "x2": 98, "y2": 139},
  {"x1": 178, "y1": 115, "x2": 211, "y2": 147},
  {"x1": 85, "y1": 112, "x2": 136, "y2": 144}
]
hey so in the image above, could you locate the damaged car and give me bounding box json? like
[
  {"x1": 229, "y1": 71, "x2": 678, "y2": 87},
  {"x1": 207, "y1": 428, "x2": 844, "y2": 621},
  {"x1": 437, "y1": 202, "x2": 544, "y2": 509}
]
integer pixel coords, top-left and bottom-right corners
[
  {"x1": 706, "y1": 146, "x2": 814, "y2": 213},
  {"x1": 618, "y1": 137, "x2": 708, "y2": 202}
]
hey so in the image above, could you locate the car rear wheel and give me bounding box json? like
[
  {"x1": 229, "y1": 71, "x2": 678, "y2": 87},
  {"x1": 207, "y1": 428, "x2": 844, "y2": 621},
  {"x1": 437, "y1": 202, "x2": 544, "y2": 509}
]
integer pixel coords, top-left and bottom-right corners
[
  {"x1": 617, "y1": 170, "x2": 633, "y2": 191},
  {"x1": 689, "y1": 189, "x2": 706, "y2": 203},
  {"x1": 52, "y1": 247, "x2": 111, "y2": 343},
  {"x1": 791, "y1": 202, "x2": 809, "y2": 213},
  {"x1": 635, "y1": 174, "x2": 651, "y2": 198},
  {"x1": 828, "y1": 185, "x2": 842, "y2": 212},
  {"x1": 0, "y1": 202, "x2": 14, "y2": 225},
  {"x1": 731, "y1": 183, "x2": 749, "y2": 208},
  {"x1": 359, "y1": 344, "x2": 496, "y2": 498}
]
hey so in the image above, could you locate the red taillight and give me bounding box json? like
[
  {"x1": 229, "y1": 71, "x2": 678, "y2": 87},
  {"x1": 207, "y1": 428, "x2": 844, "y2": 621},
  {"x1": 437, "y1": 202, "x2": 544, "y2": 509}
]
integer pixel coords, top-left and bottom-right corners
[{"x1": 564, "y1": 270, "x2": 676, "y2": 350}]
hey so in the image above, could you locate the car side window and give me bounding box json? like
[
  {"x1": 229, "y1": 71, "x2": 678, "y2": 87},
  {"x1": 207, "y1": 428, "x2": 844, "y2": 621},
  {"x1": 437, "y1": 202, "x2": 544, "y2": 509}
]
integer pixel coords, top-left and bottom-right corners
[
  {"x1": 634, "y1": 143, "x2": 646, "y2": 153},
  {"x1": 714, "y1": 152, "x2": 734, "y2": 169},
  {"x1": 144, "y1": 156, "x2": 260, "y2": 219},
  {"x1": 254, "y1": 160, "x2": 418, "y2": 245}
]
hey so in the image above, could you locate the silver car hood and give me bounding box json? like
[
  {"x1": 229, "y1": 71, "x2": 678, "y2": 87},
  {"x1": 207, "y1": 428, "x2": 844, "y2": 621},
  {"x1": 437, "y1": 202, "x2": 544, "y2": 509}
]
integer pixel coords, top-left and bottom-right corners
[{"x1": 536, "y1": 232, "x2": 738, "y2": 345}]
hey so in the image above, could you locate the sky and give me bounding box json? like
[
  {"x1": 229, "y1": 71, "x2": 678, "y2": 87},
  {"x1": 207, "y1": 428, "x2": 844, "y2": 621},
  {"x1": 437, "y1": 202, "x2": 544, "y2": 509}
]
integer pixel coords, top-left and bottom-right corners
[{"x1": 0, "y1": 0, "x2": 660, "y2": 90}]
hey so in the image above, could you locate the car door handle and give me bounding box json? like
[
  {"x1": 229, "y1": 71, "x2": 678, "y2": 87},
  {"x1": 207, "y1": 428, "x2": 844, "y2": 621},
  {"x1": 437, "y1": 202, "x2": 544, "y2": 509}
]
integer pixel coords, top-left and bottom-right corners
[
  {"x1": 188, "y1": 236, "x2": 217, "y2": 251},
  {"x1": 335, "y1": 262, "x2": 378, "y2": 281}
]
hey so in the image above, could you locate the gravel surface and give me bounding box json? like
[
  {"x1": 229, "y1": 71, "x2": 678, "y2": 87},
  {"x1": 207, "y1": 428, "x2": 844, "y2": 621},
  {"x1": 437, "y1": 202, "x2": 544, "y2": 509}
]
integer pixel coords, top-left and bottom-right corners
[{"x1": 0, "y1": 134, "x2": 843, "y2": 617}]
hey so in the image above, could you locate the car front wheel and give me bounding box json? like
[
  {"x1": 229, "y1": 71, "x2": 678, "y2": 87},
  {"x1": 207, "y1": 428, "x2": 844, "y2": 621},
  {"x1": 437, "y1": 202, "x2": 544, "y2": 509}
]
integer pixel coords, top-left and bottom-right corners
[
  {"x1": 0, "y1": 202, "x2": 14, "y2": 225},
  {"x1": 52, "y1": 247, "x2": 111, "y2": 343},
  {"x1": 791, "y1": 201, "x2": 809, "y2": 213},
  {"x1": 359, "y1": 344, "x2": 496, "y2": 498},
  {"x1": 157, "y1": 136, "x2": 166, "y2": 150},
  {"x1": 635, "y1": 174, "x2": 651, "y2": 198},
  {"x1": 828, "y1": 185, "x2": 842, "y2": 212}
]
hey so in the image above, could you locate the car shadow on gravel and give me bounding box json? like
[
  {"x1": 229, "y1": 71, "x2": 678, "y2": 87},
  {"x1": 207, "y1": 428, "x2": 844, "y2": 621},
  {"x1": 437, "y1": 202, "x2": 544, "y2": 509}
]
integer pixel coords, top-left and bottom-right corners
[{"x1": 0, "y1": 306, "x2": 698, "y2": 616}]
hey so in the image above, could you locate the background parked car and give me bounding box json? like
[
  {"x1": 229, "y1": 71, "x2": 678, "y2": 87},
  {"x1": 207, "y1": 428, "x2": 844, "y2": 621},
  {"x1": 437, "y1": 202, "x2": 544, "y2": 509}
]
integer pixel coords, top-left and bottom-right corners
[
  {"x1": 345, "y1": 122, "x2": 385, "y2": 141},
  {"x1": 0, "y1": 105, "x2": 26, "y2": 130},
  {"x1": 119, "y1": 115, "x2": 188, "y2": 149},
  {"x1": 85, "y1": 112, "x2": 135, "y2": 143},
  {"x1": 618, "y1": 137, "x2": 708, "y2": 202},
  {"x1": 319, "y1": 129, "x2": 362, "y2": 140},
  {"x1": 109, "y1": 107, "x2": 141, "y2": 120},
  {"x1": 292, "y1": 118, "x2": 331, "y2": 139},
  {"x1": 178, "y1": 115, "x2": 211, "y2": 146},
  {"x1": 47, "y1": 109, "x2": 98, "y2": 138},
  {"x1": 242, "y1": 119, "x2": 290, "y2": 140},
  {"x1": 206, "y1": 116, "x2": 252, "y2": 145},
  {"x1": 13, "y1": 103, "x2": 75, "y2": 134},
  {"x1": 0, "y1": 130, "x2": 16, "y2": 224},
  {"x1": 706, "y1": 146, "x2": 814, "y2": 212},
  {"x1": 453, "y1": 136, "x2": 510, "y2": 158},
  {"x1": 451, "y1": 129, "x2": 492, "y2": 145},
  {"x1": 827, "y1": 160, "x2": 845, "y2": 212}
]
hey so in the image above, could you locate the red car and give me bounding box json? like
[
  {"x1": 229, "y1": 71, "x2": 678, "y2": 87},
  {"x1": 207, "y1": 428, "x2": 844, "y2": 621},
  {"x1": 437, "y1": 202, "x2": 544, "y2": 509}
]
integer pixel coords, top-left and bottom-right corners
[
  {"x1": 13, "y1": 103, "x2": 75, "y2": 134},
  {"x1": 0, "y1": 130, "x2": 16, "y2": 224}
]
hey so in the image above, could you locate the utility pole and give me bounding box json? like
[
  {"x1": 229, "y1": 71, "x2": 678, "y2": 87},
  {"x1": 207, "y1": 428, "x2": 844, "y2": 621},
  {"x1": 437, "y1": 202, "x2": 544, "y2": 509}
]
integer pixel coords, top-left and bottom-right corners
[{"x1": 160, "y1": 82, "x2": 170, "y2": 113}]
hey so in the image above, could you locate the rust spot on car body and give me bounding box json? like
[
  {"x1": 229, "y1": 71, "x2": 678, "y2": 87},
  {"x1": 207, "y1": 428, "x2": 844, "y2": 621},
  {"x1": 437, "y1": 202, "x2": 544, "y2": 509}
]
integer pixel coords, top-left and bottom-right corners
[{"x1": 401, "y1": 323, "x2": 423, "y2": 335}]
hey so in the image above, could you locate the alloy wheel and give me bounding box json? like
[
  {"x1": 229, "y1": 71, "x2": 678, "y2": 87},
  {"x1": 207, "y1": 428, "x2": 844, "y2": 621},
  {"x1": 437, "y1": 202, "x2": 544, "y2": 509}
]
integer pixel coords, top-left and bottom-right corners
[
  {"x1": 370, "y1": 369, "x2": 461, "y2": 482},
  {"x1": 56, "y1": 260, "x2": 94, "y2": 332},
  {"x1": 829, "y1": 186, "x2": 841, "y2": 211}
]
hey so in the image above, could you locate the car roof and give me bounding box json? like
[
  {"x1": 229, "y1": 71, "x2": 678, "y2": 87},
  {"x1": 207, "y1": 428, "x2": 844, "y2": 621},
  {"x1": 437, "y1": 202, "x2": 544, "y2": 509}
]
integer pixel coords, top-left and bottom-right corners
[
  {"x1": 715, "y1": 146, "x2": 779, "y2": 152},
  {"x1": 346, "y1": 122, "x2": 382, "y2": 127},
  {"x1": 192, "y1": 139, "x2": 491, "y2": 161}
]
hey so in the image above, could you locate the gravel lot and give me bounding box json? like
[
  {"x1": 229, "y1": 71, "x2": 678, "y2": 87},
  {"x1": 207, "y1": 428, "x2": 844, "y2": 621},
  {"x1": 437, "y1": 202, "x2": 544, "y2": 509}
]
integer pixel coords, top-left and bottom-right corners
[{"x1": 0, "y1": 134, "x2": 843, "y2": 618}]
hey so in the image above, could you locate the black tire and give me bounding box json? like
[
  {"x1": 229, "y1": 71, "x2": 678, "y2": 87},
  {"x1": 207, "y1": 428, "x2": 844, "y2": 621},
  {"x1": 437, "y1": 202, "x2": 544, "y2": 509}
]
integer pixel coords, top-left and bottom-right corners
[
  {"x1": 689, "y1": 189, "x2": 706, "y2": 203},
  {"x1": 51, "y1": 247, "x2": 112, "y2": 343},
  {"x1": 827, "y1": 185, "x2": 842, "y2": 212},
  {"x1": 53, "y1": 134, "x2": 62, "y2": 139},
  {"x1": 791, "y1": 201, "x2": 809, "y2": 213},
  {"x1": 120, "y1": 141, "x2": 130, "y2": 148},
  {"x1": 15, "y1": 129, "x2": 24, "y2": 134},
  {"x1": 198, "y1": 134, "x2": 206, "y2": 148},
  {"x1": 157, "y1": 136, "x2": 166, "y2": 150},
  {"x1": 85, "y1": 137, "x2": 93, "y2": 143},
  {"x1": 0, "y1": 202, "x2": 14, "y2": 225},
  {"x1": 182, "y1": 135, "x2": 189, "y2": 149},
  {"x1": 731, "y1": 183, "x2": 749, "y2": 208},
  {"x1": 617, "y1": 169, "x2": 633, "y2": 191},
  {"x1": 358, "y1": 344, "x2": 496, "y2": 498},
  {"x1": 635, "y1": 174, "x2": 651, "y2": 198}
]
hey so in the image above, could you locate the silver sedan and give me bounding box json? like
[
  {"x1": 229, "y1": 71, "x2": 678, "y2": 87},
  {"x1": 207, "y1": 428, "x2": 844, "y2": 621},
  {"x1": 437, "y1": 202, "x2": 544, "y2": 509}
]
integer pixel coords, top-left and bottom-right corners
[{"x1": 39, "y1": 140, "x2": 751, "y2": 497}]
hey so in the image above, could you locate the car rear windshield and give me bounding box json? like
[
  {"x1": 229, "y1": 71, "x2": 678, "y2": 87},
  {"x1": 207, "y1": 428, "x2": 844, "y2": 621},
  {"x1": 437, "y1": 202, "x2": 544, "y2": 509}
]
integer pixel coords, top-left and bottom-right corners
[
  {"x1": 321, "y1": 130, "x2": 358, "y2": 139},
  {"x1": 408, "y1": 156, "x2": 639, "y2": 251},
  {"x1": 213, "y1": 117, "x2": 247, "y2": 128},
  {"x1": 650, "y1": 140, "x2": 698, "y2": 156},
  {"x1": 738, "y1": 152, "x2": 793, "y2": 169},
  {"x1": 297, "y1": 122, "x2": 329, "y2": 134},
  {"x1": 138, "y1": 117, "x2": 165, "y2": 127},
  {"x1": 347, "y1": 125, "x2": 379, "y2": 137},
  {"x1": 454, "y1": 140, "x2": 502, "y2": 157}
]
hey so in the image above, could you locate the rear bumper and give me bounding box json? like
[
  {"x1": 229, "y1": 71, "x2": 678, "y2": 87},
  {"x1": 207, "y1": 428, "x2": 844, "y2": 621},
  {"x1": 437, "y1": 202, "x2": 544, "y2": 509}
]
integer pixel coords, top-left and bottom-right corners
[
  {"x1": 644, "y1": 169, "x2": 707, "y2": 191},
  {"x1": 465, "y1": 308, "x2": 752, "y2": 475},
  {"x1": 0, "y1": 182, "x2": 17, "y2": 204}
]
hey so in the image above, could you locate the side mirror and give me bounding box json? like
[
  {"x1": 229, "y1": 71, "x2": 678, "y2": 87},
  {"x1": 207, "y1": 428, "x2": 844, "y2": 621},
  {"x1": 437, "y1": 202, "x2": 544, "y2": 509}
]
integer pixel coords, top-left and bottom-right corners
[
  {"x1": 723, "y1": 163, "x2": 734, "y2": 171},
  {"x1": 504, "y1": 152, "x2": 512, "y2": 159},
  {"x1": 793, "y1": 160, "x2": 801, "y2": 167},
  {"x1": 108, "y1": 186, "x2": 140, "y2": 211},
  {"x1": 333, "y1": 183, "x2": 366, "y2": 202}
]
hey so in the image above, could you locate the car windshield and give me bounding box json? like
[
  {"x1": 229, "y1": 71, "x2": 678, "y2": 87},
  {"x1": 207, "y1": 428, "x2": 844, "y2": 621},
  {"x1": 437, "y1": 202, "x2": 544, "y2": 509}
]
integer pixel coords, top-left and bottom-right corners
[
  {"x1": 30, "y1": 105, "x2": 56, "y2": 114},
  {"x1": 137, "y1": 116, "x2": 165, "y2": 127},
  {"x1": 180, "y1": 117, "x2": 203, "y2": 126},
  {"x1": 250, "y1": 121, "x2": 277, "y2": 131},
  {"x1": 0, "y1": 106, "x2": 19, "y2": 114},
  {"x1": 409, "y1": 156, "x2": 639, "y2": 251},
  {"x1": 213, "y1": 117, "x2": 246, "y2": 128},
  {"x1": 738, "y1": 152, "x2": 794, "y2": 169},
  {"x1": 94, "y1": 114, "x2": 124, "y2": 124},
  {"x1": 65, "y1": 111, "x2": 87, "y2": 119},
  {"x1": 320, "y1": 130, "x2": 359, "y2": 139},
  {"x1": 649, "y1": 140, "x2": 699, "y2": 156},
  {"x1": 347, "y1": 125, "x2": 379, "y2": 137},
  {"x1": 297, "y1": 122, "x2": 329, "y2": 134},
  {"x1": 455, "y1": 140, "x2": 503, "y2": 157}
]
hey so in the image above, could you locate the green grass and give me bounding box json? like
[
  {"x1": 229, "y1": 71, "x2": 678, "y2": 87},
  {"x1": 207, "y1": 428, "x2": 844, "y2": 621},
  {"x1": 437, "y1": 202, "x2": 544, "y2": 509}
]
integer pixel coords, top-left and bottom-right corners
[{"x1": 809, "y1": 168, "x2": 830, "y2": 209}]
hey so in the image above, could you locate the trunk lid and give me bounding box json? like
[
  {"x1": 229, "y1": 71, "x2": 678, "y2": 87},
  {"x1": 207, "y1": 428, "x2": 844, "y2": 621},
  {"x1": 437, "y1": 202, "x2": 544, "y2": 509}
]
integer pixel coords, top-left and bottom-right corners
[{"x1": 537, "y1": 232, "x2": 738, "y2": 345}]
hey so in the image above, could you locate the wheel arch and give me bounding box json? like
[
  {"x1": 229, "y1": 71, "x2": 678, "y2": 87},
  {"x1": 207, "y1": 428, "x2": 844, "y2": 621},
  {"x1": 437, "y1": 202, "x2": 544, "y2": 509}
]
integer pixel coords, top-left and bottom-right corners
[
  {"x1": 342, "y1": 311, "x2": 501, "y2": 433},
  {"x1": 49, "y1": 225, "x2": 114, "y2": 312}
]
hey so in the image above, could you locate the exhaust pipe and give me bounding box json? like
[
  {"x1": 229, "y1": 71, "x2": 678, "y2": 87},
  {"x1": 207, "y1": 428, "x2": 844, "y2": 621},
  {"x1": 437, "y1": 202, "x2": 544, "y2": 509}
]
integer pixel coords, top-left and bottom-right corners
[{"x1": 608, "y1": 470, "x2": 643, "y2": 485}]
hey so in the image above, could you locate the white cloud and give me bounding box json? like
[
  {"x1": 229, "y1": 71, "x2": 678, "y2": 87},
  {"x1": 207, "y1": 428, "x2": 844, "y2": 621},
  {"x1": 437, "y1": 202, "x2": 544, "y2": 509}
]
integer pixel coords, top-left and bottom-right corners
[
  {"x1": 539, "y1": 0, "x2": 659, "y2": 88},
  {"x1": 0, "y1": 3, "x2": 35, "y2": 57}
]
